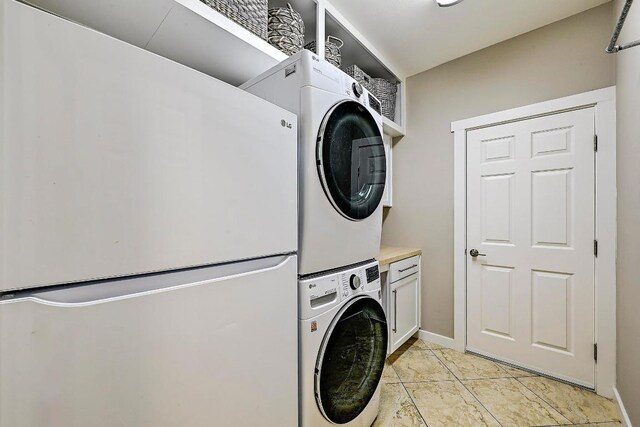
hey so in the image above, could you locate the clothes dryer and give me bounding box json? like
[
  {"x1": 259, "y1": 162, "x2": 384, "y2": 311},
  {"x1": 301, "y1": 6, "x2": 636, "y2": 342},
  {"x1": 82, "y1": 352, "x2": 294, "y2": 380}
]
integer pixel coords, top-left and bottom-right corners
[{"x1": 242, "y1": 51, "x2": 386, "y2": 276}]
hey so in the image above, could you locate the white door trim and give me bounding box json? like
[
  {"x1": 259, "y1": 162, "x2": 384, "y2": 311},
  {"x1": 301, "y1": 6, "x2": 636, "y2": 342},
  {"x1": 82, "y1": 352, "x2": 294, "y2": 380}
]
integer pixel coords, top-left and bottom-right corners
[{"x1": 451, "y1": 86, "x2": 616, "y2": 398}]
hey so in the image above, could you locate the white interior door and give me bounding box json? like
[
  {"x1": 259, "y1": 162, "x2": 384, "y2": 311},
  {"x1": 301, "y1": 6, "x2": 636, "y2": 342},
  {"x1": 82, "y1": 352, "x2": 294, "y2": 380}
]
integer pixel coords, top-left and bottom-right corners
[{"x1": 466, "y1": 108, "x2": 596, "y2": 387}]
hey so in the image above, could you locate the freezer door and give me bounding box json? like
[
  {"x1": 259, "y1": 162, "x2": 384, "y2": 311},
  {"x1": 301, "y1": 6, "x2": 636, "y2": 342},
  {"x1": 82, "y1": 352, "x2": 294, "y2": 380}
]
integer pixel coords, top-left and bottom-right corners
[
  {"x1": 0, "y1": 255, "x2": 297, "y2": 427},
  {"x1": 0, "y1": 0, "x2": 297, "y2": 292}
]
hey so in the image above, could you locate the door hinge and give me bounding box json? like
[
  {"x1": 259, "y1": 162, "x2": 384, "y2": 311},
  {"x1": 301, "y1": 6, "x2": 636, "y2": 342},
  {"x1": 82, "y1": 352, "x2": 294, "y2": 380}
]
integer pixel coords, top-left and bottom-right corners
[
  {"x1": 594, "y1": 240, "x2": 598, "y2": 257},
  {"x1": 594, "y1": 134, "x2": 598, "y2": 152},
  {"x1": 594, "y1": 343, "x2": 598, "y2": 362}
]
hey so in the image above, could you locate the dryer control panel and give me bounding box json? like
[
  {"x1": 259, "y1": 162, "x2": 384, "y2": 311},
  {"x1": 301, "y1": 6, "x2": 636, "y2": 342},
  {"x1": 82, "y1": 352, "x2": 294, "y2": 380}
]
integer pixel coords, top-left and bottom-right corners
[
  {"x1": 298, "y1": 260, "x2": 381, "y2": 320},
  {"x1": 342, "y1": 76, "x2": 382, "y2": 118}
]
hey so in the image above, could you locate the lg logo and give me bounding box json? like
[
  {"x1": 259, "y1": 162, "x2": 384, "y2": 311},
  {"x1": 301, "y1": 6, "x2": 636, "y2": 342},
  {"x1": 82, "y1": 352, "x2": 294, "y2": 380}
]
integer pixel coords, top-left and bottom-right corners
[{"x1": 281, "y1": 119, "x2": 292, "y2": 129}]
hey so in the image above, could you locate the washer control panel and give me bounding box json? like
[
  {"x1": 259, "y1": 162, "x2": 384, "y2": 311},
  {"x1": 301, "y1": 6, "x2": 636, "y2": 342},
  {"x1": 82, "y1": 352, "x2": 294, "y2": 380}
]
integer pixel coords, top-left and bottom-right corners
[
  {"x1": 340, "y1": 270, "x2": 364, "y2": 297},
  {"x1": 365, "y1": 264, "x2": 380, "y2": 283},
  {"x1": 306, "y1": 275, "x2": 339, "y2": 302},
  {"x1": 299, "y1": 260, "x2": 381, "y2": 320},
  {"x1": 349, "y1": 274, "x2": 361, "y2": 290}
]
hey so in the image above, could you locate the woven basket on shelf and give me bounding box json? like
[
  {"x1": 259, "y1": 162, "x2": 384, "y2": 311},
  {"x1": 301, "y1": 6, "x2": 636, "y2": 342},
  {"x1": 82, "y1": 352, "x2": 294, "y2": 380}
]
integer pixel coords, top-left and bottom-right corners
[
  {"x1": 345, "y1": 64, "x2": 397, "y2": 120},
  {"x1": 200, "y1": 0, "x2": 268, "y2": 40},
  {"x1": 305, "y1": 36, "x2": 343, "y2": 68},
  {"x1": 344, "y1": 64, "x2": 373, "y2": 91},
  {"x1": 370, "y1": 78, "x2": 397, "y2": 120},
  {"x1": 267, "y1": 4, "x2": 305, "y2": 56}
]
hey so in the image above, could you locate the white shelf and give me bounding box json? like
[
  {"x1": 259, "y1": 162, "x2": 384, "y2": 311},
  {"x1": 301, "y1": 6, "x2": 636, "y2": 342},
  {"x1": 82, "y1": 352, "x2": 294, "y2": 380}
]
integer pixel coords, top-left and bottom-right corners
[
  {"x1": 320, "y1": 4, "x2": 404, "y2": 136},
  {"x1": 149, "y1": 0, "x2": 288, "y2": 85},
  {"x1": 26, "y1": 0, "x2": 407, "y2": 128},
  {"x1": 26, "y1": 0, "x2": 288, "y2": 86},
  {"x1": 383, "y1": 117, "x2": 405, "y2": 138}
]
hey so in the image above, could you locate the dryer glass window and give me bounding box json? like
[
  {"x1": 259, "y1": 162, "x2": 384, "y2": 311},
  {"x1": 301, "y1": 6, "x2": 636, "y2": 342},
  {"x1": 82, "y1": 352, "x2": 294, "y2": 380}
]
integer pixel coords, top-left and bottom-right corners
[
  {"x1": 316, "y1": 297, "x2": 388, "y2": 424},
  {"x1": 318, "y1": 101, "x2": 386, "y2": 220}
]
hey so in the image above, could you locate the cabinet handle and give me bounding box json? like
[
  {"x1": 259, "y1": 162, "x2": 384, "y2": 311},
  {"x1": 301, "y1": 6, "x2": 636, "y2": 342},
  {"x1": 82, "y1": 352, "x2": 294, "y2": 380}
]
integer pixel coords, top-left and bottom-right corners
[
  {"x1": 392, "y1": 289, "x2": 398, "y2": 333},
  {"x1": 398, "y1": 264, "x2": 417, "y2": 273}
]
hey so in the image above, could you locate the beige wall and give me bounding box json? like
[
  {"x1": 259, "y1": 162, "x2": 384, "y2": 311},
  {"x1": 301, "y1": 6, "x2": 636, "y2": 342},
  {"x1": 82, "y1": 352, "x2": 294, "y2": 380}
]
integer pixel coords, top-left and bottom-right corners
[
  {"x1": 381, "y1": 4, "x2": 615, "y2": 337},
  {"x1": 614, "y1": 0, "x2": 640, "y2": 421}
]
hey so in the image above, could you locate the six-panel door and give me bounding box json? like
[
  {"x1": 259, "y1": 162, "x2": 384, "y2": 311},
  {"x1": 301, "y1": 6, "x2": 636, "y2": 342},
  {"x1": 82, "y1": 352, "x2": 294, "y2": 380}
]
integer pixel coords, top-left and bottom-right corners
[{"x1": 466, "y1": 108, "x2": 596, "y2": 387}]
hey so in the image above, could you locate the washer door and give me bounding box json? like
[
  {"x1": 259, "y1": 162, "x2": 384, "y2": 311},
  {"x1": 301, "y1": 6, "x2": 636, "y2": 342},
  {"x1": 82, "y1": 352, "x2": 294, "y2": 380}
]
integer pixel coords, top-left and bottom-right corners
[
  {"x1": 317, "y1": 101, "x2": 386, "y2": 221},
  {"x1": 315, "y1": 296, "x2": 388, "y2": 424}
]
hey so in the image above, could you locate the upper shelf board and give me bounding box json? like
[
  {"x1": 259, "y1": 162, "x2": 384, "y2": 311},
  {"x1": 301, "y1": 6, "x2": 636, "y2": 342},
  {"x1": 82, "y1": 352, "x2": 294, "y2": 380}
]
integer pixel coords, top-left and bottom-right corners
[
  {"x1": 383, "y1": 116, "x2": 405, "y2": 137},
  {"x1": 23, "y1": 0, "x2": 405, "y2": 133}
]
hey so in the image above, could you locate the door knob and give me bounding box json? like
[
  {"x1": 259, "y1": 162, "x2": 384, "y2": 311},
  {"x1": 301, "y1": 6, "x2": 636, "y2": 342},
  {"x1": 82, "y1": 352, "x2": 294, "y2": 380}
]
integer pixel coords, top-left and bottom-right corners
[{"x1": 469, "y1": 249, "x2": 486, "y2": 258}]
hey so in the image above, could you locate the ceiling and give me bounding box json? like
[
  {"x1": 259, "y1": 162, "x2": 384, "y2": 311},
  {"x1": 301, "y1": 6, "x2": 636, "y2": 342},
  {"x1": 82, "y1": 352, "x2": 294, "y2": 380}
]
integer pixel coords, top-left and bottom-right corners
[{"x1": 329, "y1": 0, "x2": 612, "y2": 78}]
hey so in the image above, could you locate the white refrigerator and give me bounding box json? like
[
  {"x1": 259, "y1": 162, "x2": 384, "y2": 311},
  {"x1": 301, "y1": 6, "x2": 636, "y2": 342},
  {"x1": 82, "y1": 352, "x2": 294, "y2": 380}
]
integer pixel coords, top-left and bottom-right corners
[{"x1": 0, "y1": 1, "x2": 298, "y2": 426}]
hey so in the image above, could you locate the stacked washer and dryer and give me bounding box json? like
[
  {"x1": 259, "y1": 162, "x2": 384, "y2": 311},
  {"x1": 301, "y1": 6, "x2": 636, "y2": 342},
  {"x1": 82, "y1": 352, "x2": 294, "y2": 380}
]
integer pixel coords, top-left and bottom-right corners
[{"x1": 242, "y1": 50, "x2": 389, "y2": 427}]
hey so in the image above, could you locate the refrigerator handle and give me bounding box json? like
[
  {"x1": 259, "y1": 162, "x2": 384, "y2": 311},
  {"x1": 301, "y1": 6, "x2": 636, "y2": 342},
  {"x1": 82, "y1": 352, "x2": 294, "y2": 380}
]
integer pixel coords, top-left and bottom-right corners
[{"x1": 6, "y1": 255, "x2": 295, "y2": 306}]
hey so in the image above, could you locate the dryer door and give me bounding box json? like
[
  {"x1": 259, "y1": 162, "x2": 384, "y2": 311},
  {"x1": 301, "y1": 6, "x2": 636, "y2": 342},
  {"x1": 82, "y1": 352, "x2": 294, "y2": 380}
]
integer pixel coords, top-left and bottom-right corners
[
  {"x1": 315, "y1": 296, "x2": 388, "y2": 424},
  {"x1": 317, "y1": 101, "x2": 386, "y2": 221}
]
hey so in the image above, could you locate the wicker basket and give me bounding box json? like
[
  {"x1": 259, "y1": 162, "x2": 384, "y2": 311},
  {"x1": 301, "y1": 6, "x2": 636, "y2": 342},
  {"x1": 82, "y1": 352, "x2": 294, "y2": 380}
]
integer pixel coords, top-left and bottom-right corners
[
  {"x1": 267, "y1": 4, "x2": 305, "y2": 56},
  {"x1": 345, "y1": 65, "x2": 397, "y2": 119},
  {"x1": 344, "y1": 64, "x2": 373, "y2": 91},
  {"x1": 200, "y1": 0, "x2": 267, "y2": 40},
  {"x1": 370, "y1": 78, "x2": 397, "y2": 120},
  {"x1": 305, "y1": 36, "x2": 343, "y2": 68}
]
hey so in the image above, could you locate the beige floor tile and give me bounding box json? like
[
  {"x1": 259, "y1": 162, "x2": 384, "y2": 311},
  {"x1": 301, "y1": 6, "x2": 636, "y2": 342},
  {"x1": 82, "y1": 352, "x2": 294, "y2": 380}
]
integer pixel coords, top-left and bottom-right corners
[
  {"x1": 496, "y1": 363, "x2": 539, "y2": 378},
  {"x1": 573, "y1": 423, "x2": 622, "y2": 427},
  {"x1": 423, "y1": 340, "x2": 444, "y2": 350},
  {"x1": 389, "y1": 350, "x2": 455, "y2": 383},
  {"x1": 573, "y1": 423, "x2": 622, "y2": 426},
  {"x1": 382, "y1": 359, "x2": 401, "y2": 384},
  {"x1": 405, "y1": 380, "x2": 501, "y2": 427},
  {"x1": 397, "y1": 337, "x2": 431, "y2": 352},
  {"x1": 372, "y1": 383, "x2": 426, "y2": 427},
  {"x1": 518, "y1": 376, "x2": 621, "y2": 424},
  {"x1": 434, "y1": 349, "x2": 512, "y2": 380},
  {"x1": 463, "y1": 378, "x2": 572, "y2": 426}
]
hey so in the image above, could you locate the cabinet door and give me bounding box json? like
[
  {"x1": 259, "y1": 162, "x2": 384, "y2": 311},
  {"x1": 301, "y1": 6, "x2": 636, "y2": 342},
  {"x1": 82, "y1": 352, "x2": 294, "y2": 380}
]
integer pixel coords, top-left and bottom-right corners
[
  {"x1": 380, "y1": 271, "x2": 390, "y2": 320},
  {"x1": 382, "y1": 134, "x2": 393, "y2": 207},
  {"x1": 389, "y1": 273, "x2": 420, "y2": 353}
]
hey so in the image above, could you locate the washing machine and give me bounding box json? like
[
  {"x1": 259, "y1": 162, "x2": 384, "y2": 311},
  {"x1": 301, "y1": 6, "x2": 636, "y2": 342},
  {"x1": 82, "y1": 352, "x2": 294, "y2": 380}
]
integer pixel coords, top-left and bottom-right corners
[
  {"x1": 299, "y1": 260, "x2": 388, "y2": 427},
  {"x1": 241, "y1": 51, "x2": 386, "y2": 276}
]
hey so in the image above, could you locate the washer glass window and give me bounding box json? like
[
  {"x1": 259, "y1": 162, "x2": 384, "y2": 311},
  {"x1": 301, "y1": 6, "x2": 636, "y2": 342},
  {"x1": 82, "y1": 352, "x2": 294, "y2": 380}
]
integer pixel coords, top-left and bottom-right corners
[
  {"x1": 316, "y1": 297, "x2": 388, "y2": 424},
  {"x1": 318, "y1": 101, "x2": 386, "y2": 220}
]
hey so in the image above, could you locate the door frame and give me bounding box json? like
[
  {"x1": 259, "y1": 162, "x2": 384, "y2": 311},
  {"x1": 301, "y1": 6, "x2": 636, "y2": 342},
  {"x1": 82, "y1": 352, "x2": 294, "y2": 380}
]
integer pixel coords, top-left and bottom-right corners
[{"x1": 450, "y1": 87, "x2": 616, "y2": 398}]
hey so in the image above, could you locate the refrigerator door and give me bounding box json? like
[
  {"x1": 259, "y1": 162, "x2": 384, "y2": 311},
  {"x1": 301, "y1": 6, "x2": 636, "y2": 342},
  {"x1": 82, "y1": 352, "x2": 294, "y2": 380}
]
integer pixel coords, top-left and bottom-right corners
[
  {"x1": 0, "y1": 255, "x2": 297, "y2": 427},
  {"x1": 0, "y1": 0, "x2": 297, "y2": 292}
]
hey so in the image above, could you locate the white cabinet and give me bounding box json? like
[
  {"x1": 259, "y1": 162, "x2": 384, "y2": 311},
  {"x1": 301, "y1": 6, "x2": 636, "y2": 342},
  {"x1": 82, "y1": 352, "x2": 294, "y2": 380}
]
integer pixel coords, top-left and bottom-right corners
[
  {"x1": 390, "y1": 274, "x2": 420, "y2": 352},
  {"x1": 382, "y1": 255, "x2": 421, "y2": 354},
  {"x1": 382, "y1": 134, "x2": 393, "y2": 207}
]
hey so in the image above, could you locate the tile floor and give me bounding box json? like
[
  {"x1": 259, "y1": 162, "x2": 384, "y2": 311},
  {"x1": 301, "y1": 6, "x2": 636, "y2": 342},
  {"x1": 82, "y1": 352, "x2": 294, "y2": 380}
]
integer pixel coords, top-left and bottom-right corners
[{"x1": 374, "y1": 337, "x2": 621, "y2": 427}]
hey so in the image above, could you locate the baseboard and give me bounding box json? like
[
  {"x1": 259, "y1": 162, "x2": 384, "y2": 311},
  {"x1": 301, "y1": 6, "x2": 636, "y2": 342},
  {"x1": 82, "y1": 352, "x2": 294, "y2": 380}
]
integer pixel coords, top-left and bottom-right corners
[
  {"x1": 418, "y1": 330, "x2": 457, "y2": 350},
  {"x1": 614, "y1": 388, "x2": 633, "y2": 427}
]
